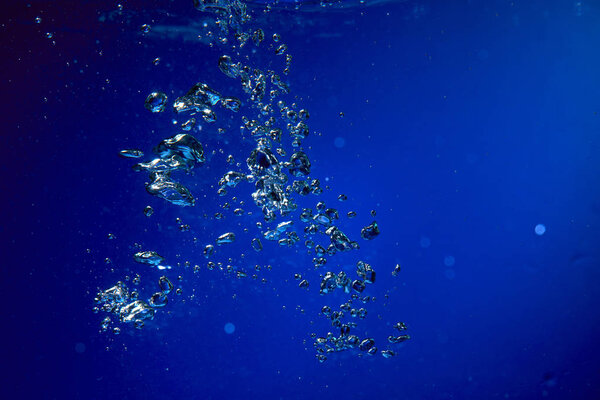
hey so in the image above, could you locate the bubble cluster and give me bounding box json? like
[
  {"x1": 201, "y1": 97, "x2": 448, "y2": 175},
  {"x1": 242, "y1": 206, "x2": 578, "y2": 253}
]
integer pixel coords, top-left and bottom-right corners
[
  {"x1": 95, "y1": 282, "x2": 155, "y2": 330},
  {"x1": 98, "y1": 0, "x2": 410, "y2": 362}
]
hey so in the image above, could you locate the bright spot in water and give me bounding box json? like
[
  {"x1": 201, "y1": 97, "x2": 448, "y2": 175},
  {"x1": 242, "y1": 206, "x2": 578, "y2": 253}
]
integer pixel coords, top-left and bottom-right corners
[
  {"x1": 224, "y1": 322, "x2": 235, "y2": 334},
  {"x1": 420, "y1": 236, "x2": 431, "y2": 248},
  {"x1": 334, "y1": 137, "x2": 346, "y2": 148},
  {"x1": 444, "y1": 269, "x2": 456, "y2": 280},
  {"x1": 75, "y1": 342, "x2": 86, "y2": 354},
  {"x1": 535, "y1": 224, "x2": 546, "y2": 236},
  {"x1": 444, "y1": 255, "x2": 455, "y2": 267}
]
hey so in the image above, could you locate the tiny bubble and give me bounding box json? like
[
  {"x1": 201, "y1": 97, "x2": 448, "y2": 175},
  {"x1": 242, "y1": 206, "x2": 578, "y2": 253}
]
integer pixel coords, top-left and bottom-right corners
[{"x1": 75, "y1": 342, "x2": 86, "y2": 353}]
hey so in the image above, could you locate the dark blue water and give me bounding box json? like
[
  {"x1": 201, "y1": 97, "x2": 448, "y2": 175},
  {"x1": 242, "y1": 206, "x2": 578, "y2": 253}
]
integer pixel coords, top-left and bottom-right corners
[{"x1": 2, "y1": 0, "x2": 600, "y2": 399}]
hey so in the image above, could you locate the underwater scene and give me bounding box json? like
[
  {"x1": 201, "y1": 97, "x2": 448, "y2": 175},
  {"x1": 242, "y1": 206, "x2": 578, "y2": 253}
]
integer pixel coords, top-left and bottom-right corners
[{"x1": 2, "y1": 0, "x2": 600, "y2": 399}]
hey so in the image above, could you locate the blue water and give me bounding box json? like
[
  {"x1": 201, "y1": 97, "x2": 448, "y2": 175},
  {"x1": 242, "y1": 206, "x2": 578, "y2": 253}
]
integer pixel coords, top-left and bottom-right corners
[{"x1": 2, "y1": 0, "x2": 600, "y2": 399}]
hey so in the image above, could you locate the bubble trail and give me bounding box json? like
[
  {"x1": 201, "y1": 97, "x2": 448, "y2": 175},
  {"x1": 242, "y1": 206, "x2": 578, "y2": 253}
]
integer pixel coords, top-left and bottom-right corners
[{"x1": 95, "y1": 0, "x2": 411, "y2": 362}]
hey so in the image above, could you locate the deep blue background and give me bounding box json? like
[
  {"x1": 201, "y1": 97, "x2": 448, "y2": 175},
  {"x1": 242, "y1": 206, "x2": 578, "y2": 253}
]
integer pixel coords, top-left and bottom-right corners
[{"x1": 2, "y1": 0, "x2": 600, "y2": 399}]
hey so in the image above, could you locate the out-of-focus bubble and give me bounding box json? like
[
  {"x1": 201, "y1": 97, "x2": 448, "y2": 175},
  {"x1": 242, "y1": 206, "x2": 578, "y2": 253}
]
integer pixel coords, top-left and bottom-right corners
[
  {"x1": 224, "y1": 322, "x2": 236, "y2": 334},
  {"x1": 74, "y1": 342, "x2": 86, "y2": 354},
  {"x1": 443, "y1": 255, "x2": 455, "y2": 267},
  {"x1": 535, "y1": 224, "x2": 546, "y2": 236}
]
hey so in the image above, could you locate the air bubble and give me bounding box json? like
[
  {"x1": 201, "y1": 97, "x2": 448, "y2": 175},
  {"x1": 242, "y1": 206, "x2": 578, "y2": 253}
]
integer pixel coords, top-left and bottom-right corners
[
  {"x1": 535, "y1": 224, "x2": 546, "y2": 236},
  {"x1": 144, "y1": 92, "x2": 168, "y2": 113},
  {"x1": 224, "y1": 322, "x2": 236, "y2": 334}
]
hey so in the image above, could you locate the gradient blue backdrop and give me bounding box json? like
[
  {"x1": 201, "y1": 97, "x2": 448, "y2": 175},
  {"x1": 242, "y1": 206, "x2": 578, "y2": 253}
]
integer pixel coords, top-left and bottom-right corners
[{"x1": 2, "y1": 0, "x2": 599, "y2": 399}]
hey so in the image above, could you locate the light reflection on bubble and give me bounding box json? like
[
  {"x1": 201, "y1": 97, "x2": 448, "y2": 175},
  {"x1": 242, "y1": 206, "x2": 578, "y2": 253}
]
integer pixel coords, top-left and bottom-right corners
[
  {"x1": 444, "y1": 256, "x2": 455, "y2": 267},
  {"x1": 419, "y1": 236, "x2": 431, "y2": 248}
]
